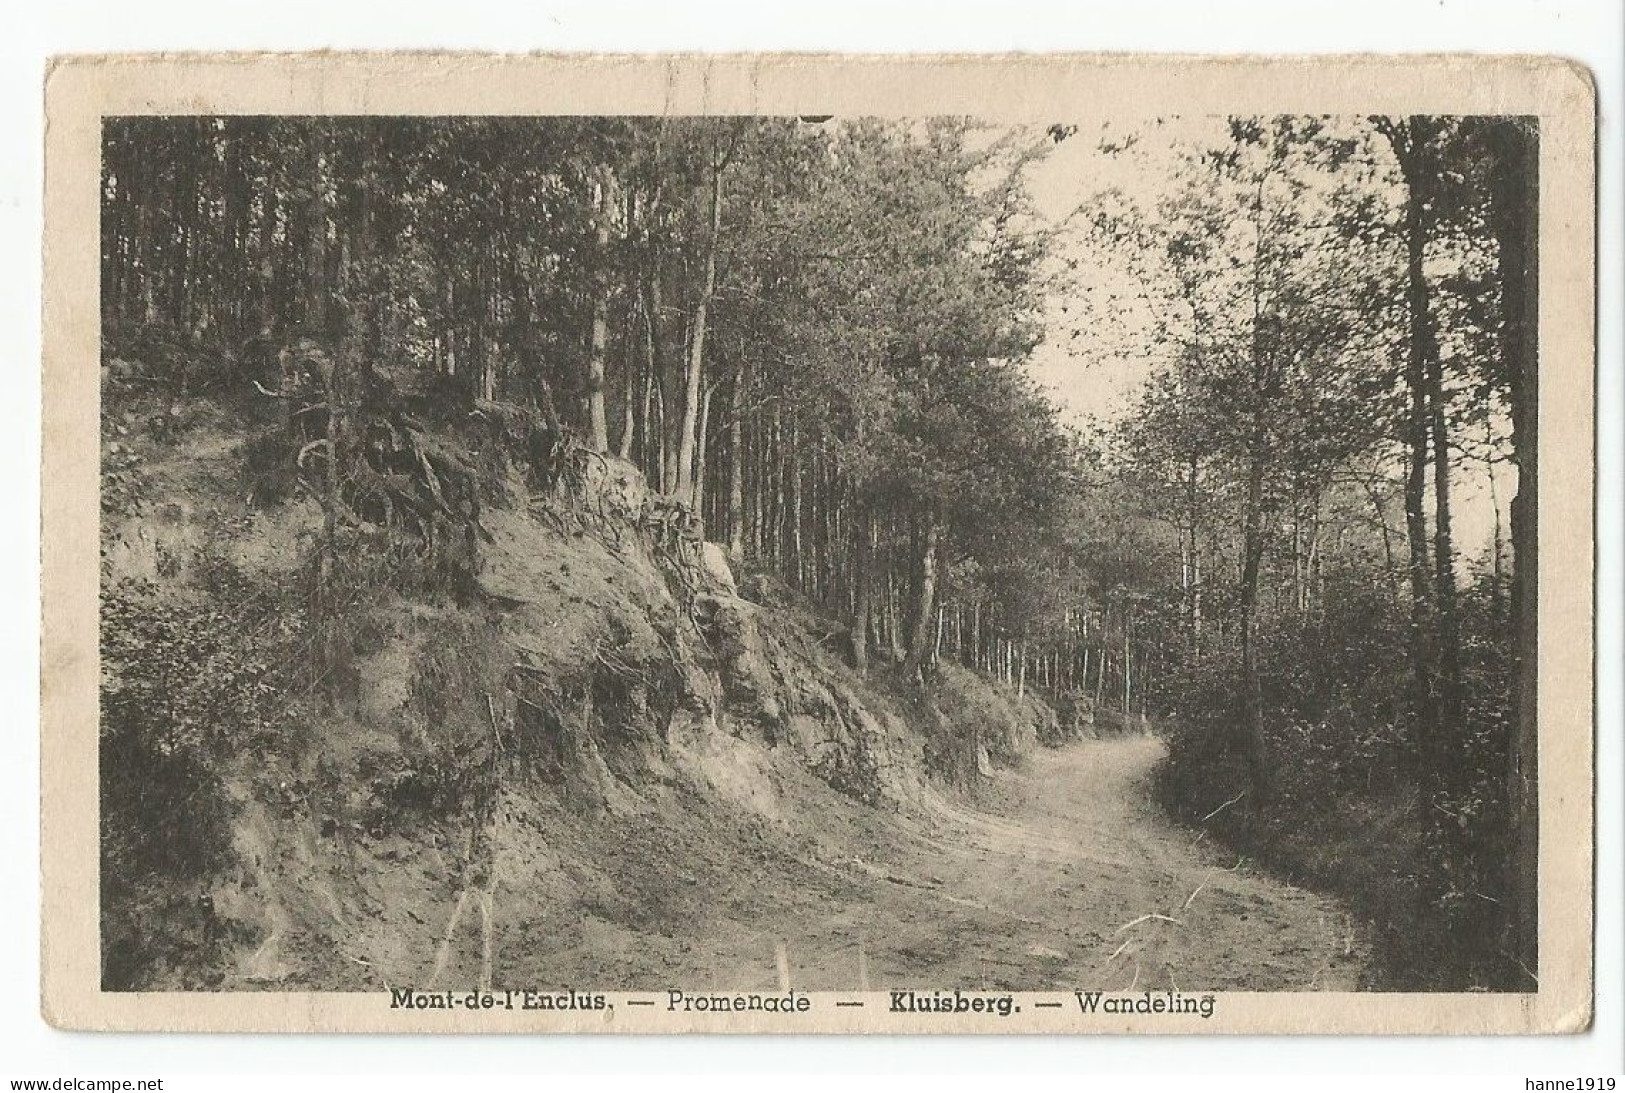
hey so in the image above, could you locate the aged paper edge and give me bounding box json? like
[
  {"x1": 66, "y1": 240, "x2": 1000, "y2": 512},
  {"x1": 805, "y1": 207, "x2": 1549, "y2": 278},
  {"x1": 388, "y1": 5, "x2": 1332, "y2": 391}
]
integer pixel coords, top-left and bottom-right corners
[{"x1": 40, "y1": 51, "x2": 1597, "y2": 1034}]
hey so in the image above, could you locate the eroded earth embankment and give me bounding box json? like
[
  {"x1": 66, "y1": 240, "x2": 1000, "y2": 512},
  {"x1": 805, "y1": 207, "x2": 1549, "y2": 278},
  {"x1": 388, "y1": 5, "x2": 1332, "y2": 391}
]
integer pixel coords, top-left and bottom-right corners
[{"x1": 102, "y1": 403, "x2": 1365, "y2": 993}]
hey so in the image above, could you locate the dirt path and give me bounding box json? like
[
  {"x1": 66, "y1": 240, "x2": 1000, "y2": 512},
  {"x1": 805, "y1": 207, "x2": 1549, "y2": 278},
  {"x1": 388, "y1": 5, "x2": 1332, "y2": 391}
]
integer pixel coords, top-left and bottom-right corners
[
  {"x1": 852, "y1": 735, "x2": 1368, "y2": 992},
  {"x1": 481, "y1": 736, "x2": 1368, "y2": 993}
]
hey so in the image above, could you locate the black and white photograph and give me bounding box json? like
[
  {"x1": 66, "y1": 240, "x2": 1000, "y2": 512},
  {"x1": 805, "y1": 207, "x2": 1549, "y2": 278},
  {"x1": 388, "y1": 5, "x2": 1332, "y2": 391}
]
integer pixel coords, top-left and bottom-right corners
[{"x1": 37, "y1": 52, "x2": 1598, "y2": 1036}]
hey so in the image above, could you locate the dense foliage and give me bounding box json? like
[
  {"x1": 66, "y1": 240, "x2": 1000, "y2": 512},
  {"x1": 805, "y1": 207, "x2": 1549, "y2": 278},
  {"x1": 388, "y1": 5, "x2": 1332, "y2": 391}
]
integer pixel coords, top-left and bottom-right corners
[
  {"x1": 100, "y1": 112, "x2": 1535, "y2": 991},
  {"x1": 1074, "y1": 116, "x2": 1537, "y2": 989},
  {"x1": 102, "y1": 116, "x2": 1083, "y2": 680},
  {"x1": 99, "y1": 574, "x2": 276, "y2": 962}
]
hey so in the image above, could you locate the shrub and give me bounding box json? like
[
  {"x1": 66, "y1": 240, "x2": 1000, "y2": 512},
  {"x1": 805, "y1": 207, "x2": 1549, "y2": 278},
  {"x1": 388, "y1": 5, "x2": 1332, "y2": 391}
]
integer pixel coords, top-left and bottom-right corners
[
  {"x1": 100, "y1": 578, "x2": 278, "y2": 885},
  {"x1": 1155, "y1": 574, "x2": 1520, "y2": 989}
]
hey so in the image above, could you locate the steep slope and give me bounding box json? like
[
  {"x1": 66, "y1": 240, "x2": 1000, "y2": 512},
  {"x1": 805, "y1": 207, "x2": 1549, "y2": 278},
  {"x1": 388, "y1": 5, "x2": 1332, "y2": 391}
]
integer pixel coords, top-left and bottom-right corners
[
  {"x1": 98, "y1": 381, "x2": 1369, "y2": 995},
  {"x1": 97, "y1": 383, "x2": 1060, "y2": 992}
]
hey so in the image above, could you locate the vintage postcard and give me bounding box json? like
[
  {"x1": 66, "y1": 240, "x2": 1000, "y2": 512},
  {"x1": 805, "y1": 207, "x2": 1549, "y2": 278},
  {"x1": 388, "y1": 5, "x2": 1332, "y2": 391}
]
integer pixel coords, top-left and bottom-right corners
[{"x1": 40, "y1": 53, "x2": 1596, "y2": 1033}]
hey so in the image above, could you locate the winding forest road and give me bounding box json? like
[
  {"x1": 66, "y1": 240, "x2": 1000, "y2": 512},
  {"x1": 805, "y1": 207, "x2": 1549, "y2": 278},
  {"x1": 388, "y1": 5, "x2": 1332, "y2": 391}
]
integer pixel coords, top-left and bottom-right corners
[
  {"x1": 834, "y1": 735, "x2": 1370, "y2": 992},
  {"x1": 505, "y1": 736, "x2": 1370, "y2": 993}
]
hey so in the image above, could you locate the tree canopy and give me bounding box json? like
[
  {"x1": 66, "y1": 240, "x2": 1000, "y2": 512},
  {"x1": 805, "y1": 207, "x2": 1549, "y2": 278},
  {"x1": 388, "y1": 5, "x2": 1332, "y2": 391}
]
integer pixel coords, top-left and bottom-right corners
[{"x1": 101, "y1": 110, "x2": 1537, "y2": 991}]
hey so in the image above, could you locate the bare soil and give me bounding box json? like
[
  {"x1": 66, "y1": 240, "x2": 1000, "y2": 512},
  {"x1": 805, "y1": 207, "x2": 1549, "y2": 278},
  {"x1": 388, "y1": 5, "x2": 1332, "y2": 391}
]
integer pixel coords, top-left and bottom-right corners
[
  {"x1": 108, "y1": 407, "x2": 1369, "y2": 996},
  {"x1": 427, "y1": 734, "x2": 1368, "y2": 993}
]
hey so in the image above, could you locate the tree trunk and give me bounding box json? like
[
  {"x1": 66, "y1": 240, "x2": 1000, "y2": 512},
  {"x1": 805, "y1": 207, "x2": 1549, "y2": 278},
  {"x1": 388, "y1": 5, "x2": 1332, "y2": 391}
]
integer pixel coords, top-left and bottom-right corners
[
  {"x1": 618, "y1": 306, "x2": 637, "y2": 461},
  {"x1": 905, "y1": 512, "x2": 940, "y2": 681},
  {"x1": 1093, "y1": 634, "x2": 1106, "y2": 710},
  {"x1": 790, "y1": 420, "x2": 805, "y2": 586},
  {"x1": 851, "y1": 508, "x2": 872, "y2": 672},
  {"x1": 639, "y1": 362, "x2": 656, "y2": 481},
  {"x1": 318, "y1": 345, "x2": 348, "y2": 614},
  {"x1": 257, "y1": 175, "x2": 279, "y2": 329},
  {"x1": 1391, "y1": 120, "x2": 1437, "y2": 753},
  {"x1": 694, "y1": 382, "x2": 715, "y2": 514},
  {"x1": 1488, "y1": 116, "x2": 1540, "y2": 987},
  {"x1": 618, "y1": 195, "x2": 640, "y2": 461},
  {"x1": 1488, "y1": 439, "x2": 1506, "y2": 618},
  {"x1": 1184, "y1": 455, "x2": 1204, "y2": 655},
  {"x1": 641, "y1": 257, "x2": 670, "y2": 489},
  {"x1": 655, "y1": 379, "x2": 670, "y2": 494},
  {"x1": 304, "y1": 132, "x2": 328, "y2": 335},
  {"x1": 1424, "y1": 275, "x2": 1464, "y2": 753},
  {"x1": 354, "y1": 124, "x2": 383, "y2": 379},
  {"x1": 727, "y1": 363, "x2": 745, "y2": 560},
  {"x1": 220, "y1": 131, "x2": 248, "y2": 335},
  {"x1": 585, "y1": 167, "x2": 615, "y2": 452},
  {"x1": 769, "y1": 404, "x2": 786, "y2": 565},
  {"x1": 1122, "y1": 611, "x2": 1133, "y2": 717},
  {"x1": 1237, "y1": 451, "x2": 1267, "y2": 796},
  {"x1": 675, "y1": 151, "x2": 723, "y2": 500},
  {"x1": 1081, "y1": 614, "x2": 1092, "y2": 702},
  {"x1": 885, "y1": 562, "x2": 905, "y2": 663}
]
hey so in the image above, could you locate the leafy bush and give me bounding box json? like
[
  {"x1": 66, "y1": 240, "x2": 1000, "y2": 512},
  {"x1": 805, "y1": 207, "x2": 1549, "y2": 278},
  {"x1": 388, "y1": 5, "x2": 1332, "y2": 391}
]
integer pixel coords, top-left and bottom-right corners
[
  {"x1": 101, "y1": 440, "x2": 148, "y2": 517},
  {"x1": 1156, "y1": 574, "x2": 1520, "y2": 989},
  {"x1": 100, "y1": 578, "x2": 278, "y2": 885}
]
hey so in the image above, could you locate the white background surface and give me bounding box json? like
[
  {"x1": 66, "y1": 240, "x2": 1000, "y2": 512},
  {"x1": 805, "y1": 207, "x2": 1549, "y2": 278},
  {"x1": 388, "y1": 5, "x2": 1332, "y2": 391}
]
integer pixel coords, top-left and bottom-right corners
[{"x1": 3, "y1": 1, "x2": 1620, "y2": 1082}]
